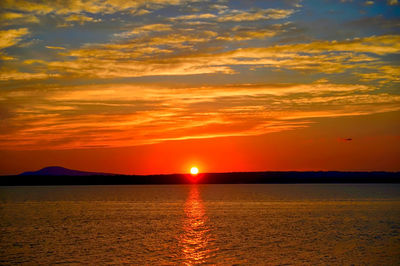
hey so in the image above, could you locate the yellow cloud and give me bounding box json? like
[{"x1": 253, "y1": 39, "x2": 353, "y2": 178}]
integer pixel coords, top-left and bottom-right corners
[
  {"x1": 0, "y1": 28, "x2": 29, "y2": 49},
  {"x1": 217, "y1": 29, "x2": 280, "y2": 41},
  {"x1": 46, "y1": 59, "x2": 234, "y2": 78},
  {"x1": 115, "y1": 23, "x2": 172, "y2": 38},
  {"x1": 45, "y1": 46, "x2": 66, "y2": 50},
  {"x1": 262, "y1": 35, "x2": 400, "y2": 55},
  {"x1": 64, "y1": 14, "x2": 100, "y2": 24},
  {"x1": 43, "y1": 32, "x2": 390, "y2": 78},
  {"x1": 12, "y1": 33, "x2": 397, "y2": 82},
  {"x1": 0, "y1": 0, "x2": 196, "y2": 15},
  {"x1": 169, "y1": 8, "x2": 295, "y2": 22},
  {"x1": 0, "y1": 11, "x2": 39, "y2": 25},
  {"x1": 0, "y1": 12, "x2": 25, "y2": 20},
  {"x1": 61, "y1": 29, "x2": 218, "y2": 59},
  {"x1": 19, "y1": 34, "x2": 397, "y2": 80},
  {"x1": 358, "y1": 66, "x2": 400, "y2": 83},
  {"x1": 217, "y1": 8, "x2": 294, "y2": 22},
  {"x1": 0, "y1": 52, "x2": 15, "y2": 60},
  {"x1": 132, "y1": 9, "x2": 151, "y2": 16},
  {"x1": 43, "y1": 83, "x2": 372, "y2": 103},
  {"x1": 170, "y1": 13, "x2": 217, "y2": 20},
  {"x1": 0, "y1": 68, "x2": 60, "y2": 80}
]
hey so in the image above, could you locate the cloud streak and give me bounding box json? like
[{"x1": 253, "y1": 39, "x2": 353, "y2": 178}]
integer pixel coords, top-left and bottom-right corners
[
  {"x1": 0, "y1": 28, "x2": 29, "y2": 49},
  {"x1": 1, "y1": 82, "x2": 399, "y2": 150},
  {"x1": 8, "y1": 34, "x2": 396, "y2": 80}
]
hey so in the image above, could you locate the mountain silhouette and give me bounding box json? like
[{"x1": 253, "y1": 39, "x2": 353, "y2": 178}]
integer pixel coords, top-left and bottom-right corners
[{"x1": 19, "y1": 166, "x2": 113, "y2": 176}]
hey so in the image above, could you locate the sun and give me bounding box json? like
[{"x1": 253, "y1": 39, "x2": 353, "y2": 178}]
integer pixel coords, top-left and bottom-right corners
[{"x1": 190, "y1": 166, "x2": 199, "y2": 175}]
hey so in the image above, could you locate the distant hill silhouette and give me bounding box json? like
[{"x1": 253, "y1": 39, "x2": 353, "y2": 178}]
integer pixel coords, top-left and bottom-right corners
[
  {"x1": 19, "y1": 166, "x2": 114, "y2": 176},
  {"x1": 0, "y1": 166, "x2": 398, "y2": 185}
]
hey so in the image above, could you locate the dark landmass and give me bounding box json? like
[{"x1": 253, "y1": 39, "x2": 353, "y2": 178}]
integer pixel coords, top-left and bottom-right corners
[
  {"x1": 19, "y1": 166, "x2": 114, "y2": 177},
  {"x1": 0, "y1": 166, "x2": 399, "y2": 185}
]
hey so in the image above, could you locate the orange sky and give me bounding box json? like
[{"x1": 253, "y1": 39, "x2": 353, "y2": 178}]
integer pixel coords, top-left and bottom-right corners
[
  {"x1": 0, "y1": 0, "x2": 399, "y2": 175},
  {"x1": 1, "y1": 111, "x2": 399, "y2": 175}
]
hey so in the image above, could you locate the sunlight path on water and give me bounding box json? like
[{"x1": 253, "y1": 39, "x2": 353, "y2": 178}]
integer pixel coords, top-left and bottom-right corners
[{"x1": 180, "y1": 185, "x2": 217, "y2": 265}]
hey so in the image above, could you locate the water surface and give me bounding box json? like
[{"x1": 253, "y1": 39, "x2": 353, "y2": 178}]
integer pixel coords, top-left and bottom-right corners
[{"x1": 1, "y1": 184, "x2": 399, "y2": 264}]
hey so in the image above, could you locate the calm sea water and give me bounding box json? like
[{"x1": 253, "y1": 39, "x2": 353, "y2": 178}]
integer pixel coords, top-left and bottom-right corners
[{"x1": 1, "y1": 184, "x2": 399, "y2": 265}]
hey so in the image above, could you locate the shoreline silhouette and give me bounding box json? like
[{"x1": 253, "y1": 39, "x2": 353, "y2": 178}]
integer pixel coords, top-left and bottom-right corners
[{"x1": 0, "y1": 166, "x2": 399, "y2": 185}]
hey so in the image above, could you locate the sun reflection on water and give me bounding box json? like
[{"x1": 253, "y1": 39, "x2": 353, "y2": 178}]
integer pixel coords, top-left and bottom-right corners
[{"x1": 180, "y1": 185, "x2": 216, "y2": 265}]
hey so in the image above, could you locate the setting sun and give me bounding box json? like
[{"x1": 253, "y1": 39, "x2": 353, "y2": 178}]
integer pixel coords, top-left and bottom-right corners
[{"x1": 190, "y1": 167, "x2": 199, "y2": 175}]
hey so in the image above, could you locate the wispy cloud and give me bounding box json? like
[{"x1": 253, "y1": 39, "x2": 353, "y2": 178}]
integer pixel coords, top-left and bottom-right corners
[
  {"x1": 217, "y1": 8, "x2": 295, "y2": 22},
  {"x1": 0, "y1": 69, "x2": 59, "y2": 80},
  {"x1": 115, "y1": 23, "x2": 172, "y2": 38},
  {"x1": 0, "y1": 28, "x2": 29, "y2": 49},
  {"x1": 62, "y1": 14, "x2": 101, "y2": 25},
  {"x1": 11, "y1": 34, "x2": 396, "y2": 80},
  {"x1": 0, "y1": 12, "x2": 39, "y2": 25},
  {"x1": 45, "y1": 46, "x2": 66, "y2": 50},
  {"x1": 170, "y1": 13, "x2": 217, "y2": 21},
  {"x1": 0, "y1": 0, "x2": 198, "y2": 15},
  {"x1": 1, "y1": 81, "x2": 399, "y2": 150},
  {"x1": 0, "y1": 28, "x2": 30, "y2": 60}
]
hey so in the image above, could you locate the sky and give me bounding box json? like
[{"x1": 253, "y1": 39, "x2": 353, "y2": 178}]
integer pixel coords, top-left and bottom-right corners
[{"x1": 0, "y1": 0, "x2": 399, "y2": 175}]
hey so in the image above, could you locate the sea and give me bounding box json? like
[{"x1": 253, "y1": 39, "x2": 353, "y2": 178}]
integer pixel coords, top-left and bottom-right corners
[{"x1": 1, "y1": 184, "x2": 399, "y2": 265}]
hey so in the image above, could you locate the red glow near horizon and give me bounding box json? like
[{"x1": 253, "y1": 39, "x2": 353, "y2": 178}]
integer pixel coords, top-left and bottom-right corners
[{"x1": 188, "y1": 167, "x2": 200, "y2": 183}]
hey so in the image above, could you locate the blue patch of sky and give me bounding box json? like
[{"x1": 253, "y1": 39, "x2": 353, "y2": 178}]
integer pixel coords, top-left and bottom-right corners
[
  {"x1": 33, "y1": 24, "x2": 119, "y2": 49},
  {"x1": 289, "y1": 1, "x2": 382, "y2": 40}
]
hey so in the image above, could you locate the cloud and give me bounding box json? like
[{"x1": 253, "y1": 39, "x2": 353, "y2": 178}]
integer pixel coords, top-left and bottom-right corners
[
  {"x1": 132, "y1": 9, "x2": 152, "y2": 16},
  {"x1": 260, "y1": 35, "x2": 400, "y2": 55},
  {"x1": 0, "y1": 11, "x2": 39, "y2": 25},
  {"x1": 170, "y1": 13, "x2": 217, "y2": 20},
  {"x1": 114, "y1": 23, "x2": 172, "y2": 38},
  {"x1": 46, "y1": 59, "x2": 234, "y2": 78},
  {"x1": 0, "y1": 53, "x2": 15, "y2": 60},
  {"x1": 167, "y1": 8, "x2": 294, "y2": 23},
  {"x1": 0, "y1": 68, "x2": 60, "y2": 80},
  {"x1": 64, "y1": 14, "x2": 101, "y2": 25},
  {"x1": 0, "y1": 28, "x2": 30, "y2": 60},
  {"x1": 45, "y1": 46, "x2": 66, "y2": 50},
  {"x1": 1, "y1": 81, "x2": 399, "y2": 150},
  {"x1": 0, "y1": 0, "x2": 199, "y2": 15},
  {"x1": 44, "y1": 83, "x2": 373, "y2": 102},
  {"x1": 23, "y1": 34, "x2": 397, "y2": 80},
  {"x1": 217, "y1": 8, "x2": 294, "y2": 22},
  {"x1": 358, "y1": 65, "x2": 400, "y2": 83},
  {"x1": 0, "y1": 28, "x2": 30, "y2": 49}
]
